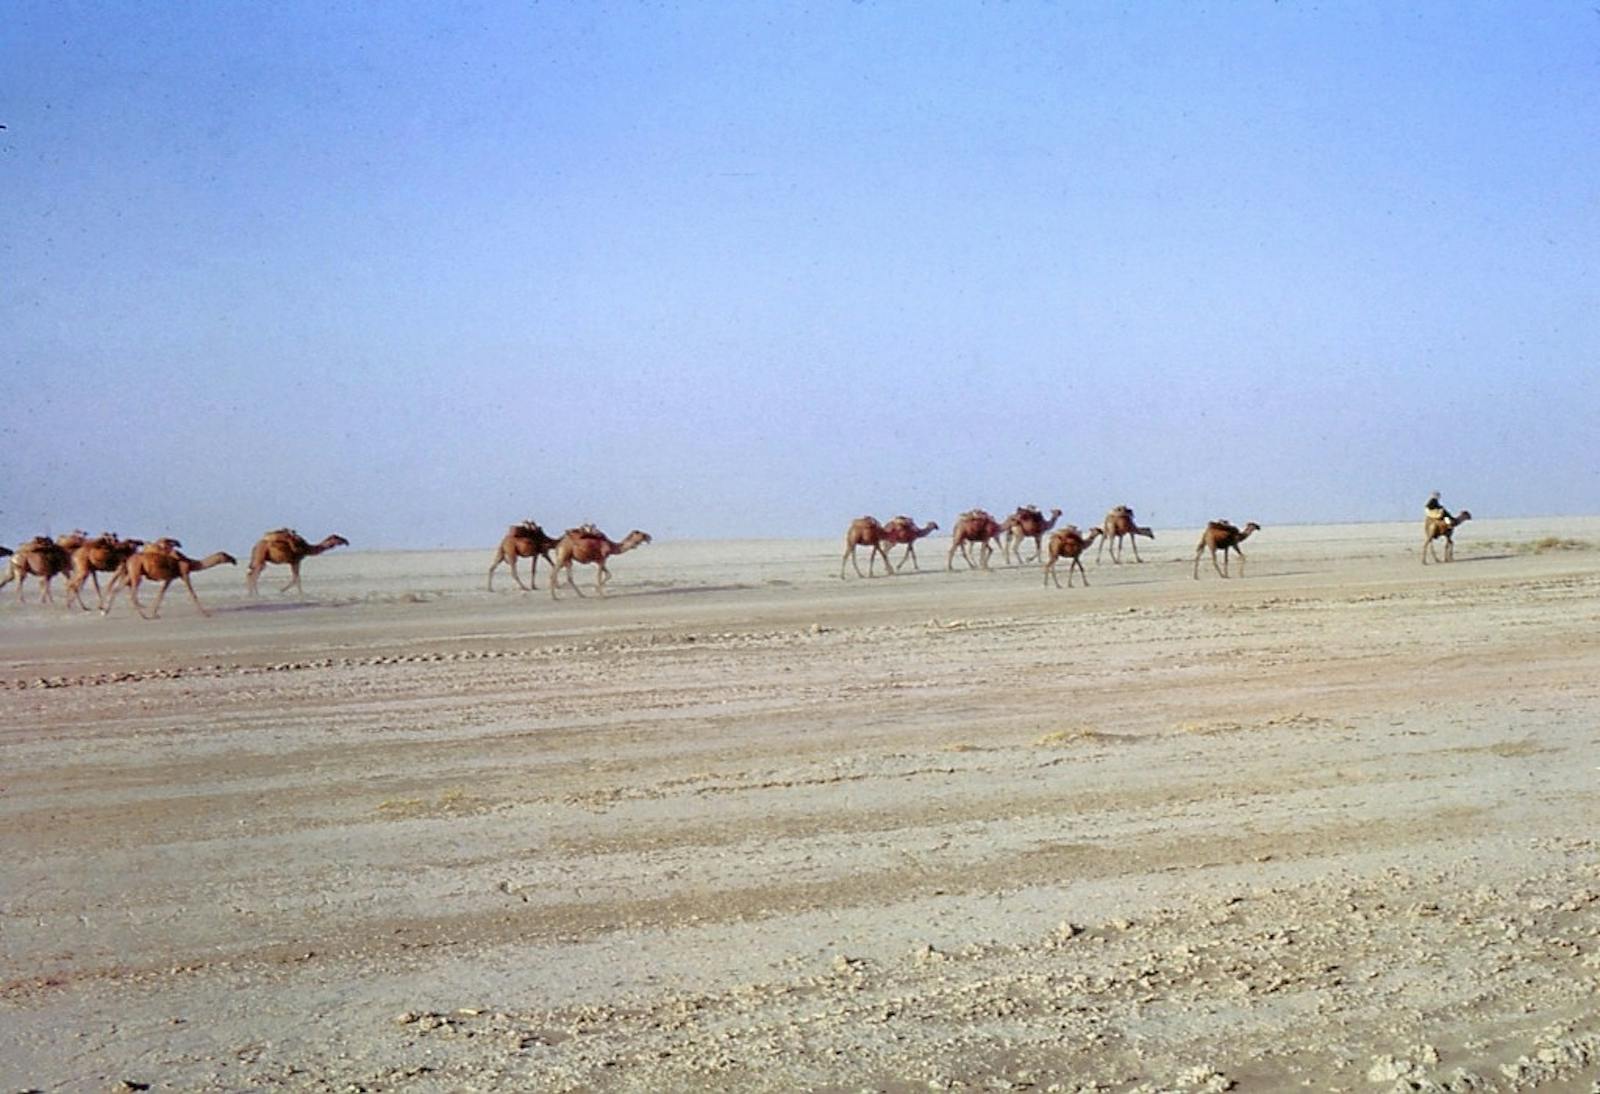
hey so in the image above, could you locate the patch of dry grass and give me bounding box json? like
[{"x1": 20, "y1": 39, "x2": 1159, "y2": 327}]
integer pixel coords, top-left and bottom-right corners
[
  {"x1": 1035, "y1": 726, "x2": 1114, "y2": 747},
  {"x1": 375, "y1": 786, "x2": 490, "y2": 819}
]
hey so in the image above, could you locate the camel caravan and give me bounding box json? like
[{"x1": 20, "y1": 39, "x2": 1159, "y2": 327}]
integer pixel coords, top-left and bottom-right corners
[
  {"x1": 0, "y1": 528, "x2": 348, "y2": 619},
  {"x1": 486, "y1": 521, "x2": 654, "y2": 598},
  {"x1": 2, "y1": 493, "x2": 1482, "y2": 618}
]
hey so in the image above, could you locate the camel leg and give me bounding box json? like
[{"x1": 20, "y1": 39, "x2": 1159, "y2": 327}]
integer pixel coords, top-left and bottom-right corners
[
  {"x1": 526, "y1": 553, "x2": 541, "y2": 591},
  {"x1": 842, "y1": 544, "x2": 862, "y2": 580},
  {"x1": 946, "y1": 540, "x2": 961, "y2": 572},
  {"x1": 874, "y1": 543, "x2": 894, "y2": 576},
  {"x1": 100, "y1": 570, "x2": 127, "y2": 615},
  {"x1": 595, "y1": 562, "x2": 609, "y2": 596},
  {"x1": 1045, "y1": 558, "x2": 1059, "y2": 588},
  {"x1": 1129, "y1": 537, "x2": 1144, "y2": 563},
  {"x1": 1233, "y1": 546, "x2": 1246, "y2": 577},
  {"x1": 978, "y1": 542, "x2": 993, "y2": 572},
  {"x1": 1213, "y1": 546, "x2": 1228, "y2": 579},
  {"x1": 1422, "y1": 534, "x2": 1434, "y2": 565},
  {"x1": 95, "y1": 569, "x2": 122, "y2": 610},
  {"x1": 1193, "y1": 545, "x2": 1204, "y2": 580},
  {"x1": 281, "y1": 562, "x2": 303, "y2": 596},
  {"x1": 567, "y1": 564, "x2": 586, "y2": 598},
  {"x1": 181, "y1": 573, "x2": 210, "y2": 616},
  {"x1": 133, "y1": 578, "x2": 162, "y2": 619},
  {"x1": 550, "y1": 563, "x2": 563, "y2": 599},
  {"x1": 1072, "y1": 558, "x2": 1088, "y2": 587},
  {"x1": 509, "y1": 553, "x2": 532, "y2": 592}
]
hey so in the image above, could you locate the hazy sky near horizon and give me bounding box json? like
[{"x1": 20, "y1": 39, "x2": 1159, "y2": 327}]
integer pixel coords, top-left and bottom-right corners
[{"x1": 5, "y1": 2, "x2": 1597, "y2": 548}]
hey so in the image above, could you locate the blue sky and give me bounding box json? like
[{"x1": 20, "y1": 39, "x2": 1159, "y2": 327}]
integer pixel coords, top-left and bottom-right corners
[{"x1": 5, "y1": 2, "x2": 1597, "y2": 547}]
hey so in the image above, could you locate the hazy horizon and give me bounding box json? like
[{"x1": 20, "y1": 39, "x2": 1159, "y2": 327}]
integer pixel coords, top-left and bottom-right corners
[{"x1": 5, "y1": 4, "x2": 1597, "y2": 549}]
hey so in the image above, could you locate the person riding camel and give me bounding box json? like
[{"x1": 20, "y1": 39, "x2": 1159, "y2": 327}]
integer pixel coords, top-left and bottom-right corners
[{"x1": 1425, "y1": 492, "x2": 1453, "y2": 523}]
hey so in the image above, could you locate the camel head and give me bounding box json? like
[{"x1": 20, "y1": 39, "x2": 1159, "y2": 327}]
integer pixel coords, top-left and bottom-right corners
[
  {"x1": 324, "y1": 534, "x2": 351, "y2": 549},
  {"x1": 1452, "y1": 510, "x2": 1472, "y2": 525},
  {"x1": 621, "y1": 530, "x2": 652, "y2": 549}
]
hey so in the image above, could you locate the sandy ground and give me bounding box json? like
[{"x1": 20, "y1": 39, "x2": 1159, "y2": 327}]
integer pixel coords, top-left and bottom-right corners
[{"x1": 2, "y1": 517, "x2": 1599, "y2": 1093}]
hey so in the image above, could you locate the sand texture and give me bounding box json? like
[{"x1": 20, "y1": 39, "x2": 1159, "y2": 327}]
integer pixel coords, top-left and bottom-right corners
[{"x1": 3, "y1": 518, "x2": 1599, "y2": 1092}]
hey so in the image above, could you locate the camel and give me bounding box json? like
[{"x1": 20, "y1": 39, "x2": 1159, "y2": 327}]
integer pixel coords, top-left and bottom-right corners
[
  {"x1": 1097, "y1": 505, "x2": 1154, "y2": 564},
  {"x1": 1423, "y1": 510, "x2": 1472, "y2": 565},
  {"x1": 946, "y1": 509, "x2": 1006, "y2": 572},
  {"x1": 1193, "y1": 520, "x2": 1261, "y2": 579},
  {"x1": 1043, "y1": 525, "x2": 1104, "y2": 589},
  {"x1": 840, "y1": 516, "x2": 896, "y2": 579},
  {"x1": 65, "y1": 533, "x2": 145, "y2": 610},
  {"x1": 488, "y1": 520, "x2": 561, "y2": 591},
  {"x1": 1002, "y1": 506, "x2": 1063, "y2": 565},
  {"x1": 881, "y1": 515, "x2": 940, "y2": 572},
  {"x1": 550, "y1": 527, "x2": 651, "y2": 599},
  {"x1": 102, "y1": 541, "x2": 237, "y2": 619},
  {"x1": 1, "y1": 535, "x2": 75, "y2": 604},
  {"x1": 246, "y1": 528, "x2": 349, "y2": 596}
]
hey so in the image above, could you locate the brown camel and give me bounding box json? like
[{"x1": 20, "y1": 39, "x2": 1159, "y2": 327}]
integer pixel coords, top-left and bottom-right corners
[
  {"x1": 1, "y1": 535, "x2": 76, "y2": 604},
  {"x1": 550, "y1": 527, "x2": 652, "y2": 599},
  {"x1": 1193, "y1": 520, "x2": 1261, "y2": 579},
  {"x1": 1043, "y1": 525, "x2": 1104, "y2": 588},
  {"x1": 1003, "y1": 506, "x2": 1063, "y2": 565},
  {"x1": 488, "y1": 520, "x2": 561, "y2": 591},
  {"x1": 65, "y1": 533, "x2": 145, "y2": 610},
  {"x1": 1423, "y1": 510, "x2": 1472, "y2": 564},
  {"x1": 946, "y1": 509, "x2": 1006, "y2": 572},
  {"x1": 1097, "y1": 505, "x2": 1155, "y2": 564},
  {"x1": 246, "y1": 528, "x2": 349, "y2": 596},
  {"x1": 840, "y1": 516, "x2": 895, "y2": 579},
  {"x1": 881, "y1": 515, "x2": 940, "y2": 572},
  {"x1": 102, "y1": 541, "x2": 237, "y2": 618}
]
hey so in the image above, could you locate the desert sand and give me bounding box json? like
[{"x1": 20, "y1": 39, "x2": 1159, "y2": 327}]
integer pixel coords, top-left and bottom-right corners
[{"x1": 3, "y1": 518, "x2": 1598, "y2": 1092}]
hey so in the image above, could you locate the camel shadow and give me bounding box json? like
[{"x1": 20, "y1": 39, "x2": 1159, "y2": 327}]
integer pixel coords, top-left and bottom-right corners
[
  {"x1": 631, "y1": 583, "x2": 757, "y2": 598},
  {"x1": 219, "y1": 600, "x2": 328, "y2": 614},
  {"x1": 1449, "y1": 554, "x2": 1517, "y2": 563}
]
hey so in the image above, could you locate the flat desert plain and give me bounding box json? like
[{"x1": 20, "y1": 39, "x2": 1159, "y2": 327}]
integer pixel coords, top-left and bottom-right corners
[{"x1": 3, "y1": 518, "x2": 1599, "y2": 1093}]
